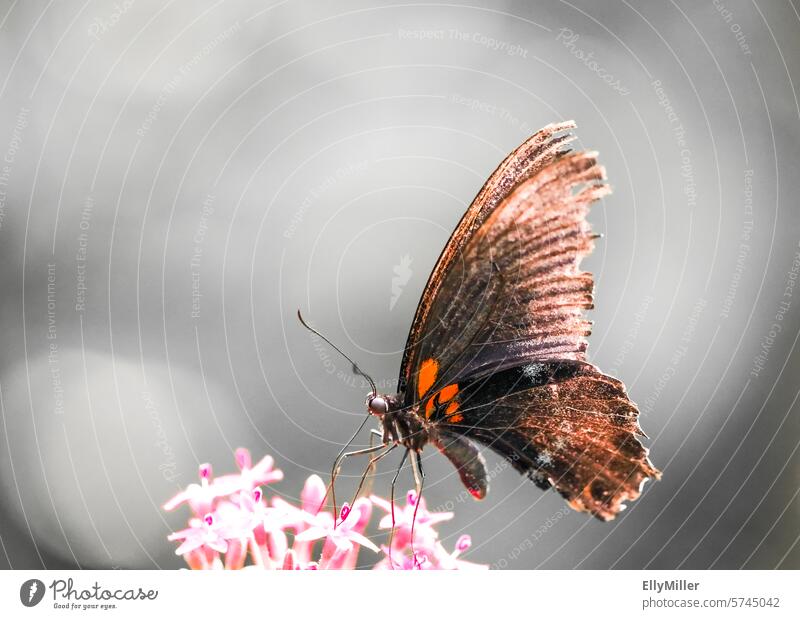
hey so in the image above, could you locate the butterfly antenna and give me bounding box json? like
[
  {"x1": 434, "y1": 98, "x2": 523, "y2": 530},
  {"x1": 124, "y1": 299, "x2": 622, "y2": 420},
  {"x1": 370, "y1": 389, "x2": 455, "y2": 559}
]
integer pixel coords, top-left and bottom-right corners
[{"x1": 296, "y1": 309, "x2": 378, "y2": 396}]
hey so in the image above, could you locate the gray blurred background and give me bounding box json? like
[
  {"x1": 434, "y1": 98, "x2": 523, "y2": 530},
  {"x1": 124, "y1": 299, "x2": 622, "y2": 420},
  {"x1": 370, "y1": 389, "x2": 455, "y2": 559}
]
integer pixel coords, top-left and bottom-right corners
[{"x1": 0, "y1": 0, "x2": 798, "y2": 570}]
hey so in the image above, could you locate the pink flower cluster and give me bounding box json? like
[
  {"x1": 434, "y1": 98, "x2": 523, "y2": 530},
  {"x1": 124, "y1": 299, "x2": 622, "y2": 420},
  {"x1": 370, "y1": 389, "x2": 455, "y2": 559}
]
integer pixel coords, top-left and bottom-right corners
[{"x1": 163, "y1": 448, "x2": 486, "y2": 570}]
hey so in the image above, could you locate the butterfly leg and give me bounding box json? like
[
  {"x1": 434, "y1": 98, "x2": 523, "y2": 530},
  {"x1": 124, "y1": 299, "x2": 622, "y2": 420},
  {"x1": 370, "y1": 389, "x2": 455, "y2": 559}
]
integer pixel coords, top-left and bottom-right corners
[
  {"x1": 320, "y1": 415, "x2": 372, "y2": 514},
  {"x1": 361, "y1": 428, "x2": 384, "y2": 498},
  {"x1": 347, "y1": 442, "x2": 398, "y2": 513},
  {"x1": 327, "y1": 429, "x2": 386, "y2": 526},
  {"x1": 409, "y1": 451, "x2": 426, "y2": 568},
  {"x1": 387, "y1": 448, "x2": 410, "y2": 569}
]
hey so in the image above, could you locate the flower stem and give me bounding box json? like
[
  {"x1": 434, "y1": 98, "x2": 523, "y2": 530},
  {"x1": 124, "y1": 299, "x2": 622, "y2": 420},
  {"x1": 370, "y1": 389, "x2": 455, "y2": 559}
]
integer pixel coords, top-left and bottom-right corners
[{"x1": 249, "y1": 533, "x2": 266, "y2": 568}]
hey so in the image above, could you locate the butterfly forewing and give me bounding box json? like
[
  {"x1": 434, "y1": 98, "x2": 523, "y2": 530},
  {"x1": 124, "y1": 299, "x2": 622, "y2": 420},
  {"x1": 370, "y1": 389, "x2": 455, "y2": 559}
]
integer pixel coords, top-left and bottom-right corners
[
  {"x1": 404, "y1": 149, "x2": 608, "y2": 403},
  {"x1": 399, "y1": 121, "x2": 580, "y2": 400}
]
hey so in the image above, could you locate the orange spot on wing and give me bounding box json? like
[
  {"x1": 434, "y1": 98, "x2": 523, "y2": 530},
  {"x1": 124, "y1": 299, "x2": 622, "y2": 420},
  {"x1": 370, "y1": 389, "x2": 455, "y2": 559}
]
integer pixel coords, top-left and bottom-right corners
[
  {"x1": 439, "y1": 383, "x2": 458, "y2": 402},
  {"x1": 425, "y1": 399, "x2": 435, "y2": 419},
  {"x1": 424, "y1": 383, "x2": 461, "y2": 421},
  {"x1": 418, "y1": 358, "x2": 439, "y2": 399},
  {"x1": 445, "y1": 401, "x2": 463, "y2": 423}
]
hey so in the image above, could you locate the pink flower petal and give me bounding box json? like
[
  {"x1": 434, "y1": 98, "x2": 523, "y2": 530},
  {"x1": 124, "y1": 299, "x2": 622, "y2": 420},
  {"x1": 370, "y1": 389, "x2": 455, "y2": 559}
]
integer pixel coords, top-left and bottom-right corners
[
  {"x1": 294, "y1": 527, "x2": 328, "y2": 543},
  {"x1": 347, "y1": 531, "x2": 379, "y2": 553},
  {"x1": 369, "y1": 494, "x2": 392, "y2": 512},
  {"x1": 235, "y1": 448, "x2": 252, "y2": 471},
  {"x1": 164, "y1": 449, "x2": 482, "y2": 570},
  {"x1": 302, "y1": 474, "x2": 327, "y2": 513}
]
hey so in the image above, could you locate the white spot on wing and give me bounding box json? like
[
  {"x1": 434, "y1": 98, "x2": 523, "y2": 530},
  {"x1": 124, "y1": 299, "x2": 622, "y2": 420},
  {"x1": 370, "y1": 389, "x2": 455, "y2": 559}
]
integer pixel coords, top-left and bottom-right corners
[{"x1": 522, "y1": 362, "x2": 547, "y2": 381}]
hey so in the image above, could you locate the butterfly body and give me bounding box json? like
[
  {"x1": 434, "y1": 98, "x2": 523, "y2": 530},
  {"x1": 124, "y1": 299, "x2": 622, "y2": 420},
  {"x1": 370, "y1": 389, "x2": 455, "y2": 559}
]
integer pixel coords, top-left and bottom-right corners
[
  {"x1": 368, "y1": 393, "x2": 491, "y2": 500},
  {"x1": 369, "y1": 395, "x2": 430, "y2": 452}
]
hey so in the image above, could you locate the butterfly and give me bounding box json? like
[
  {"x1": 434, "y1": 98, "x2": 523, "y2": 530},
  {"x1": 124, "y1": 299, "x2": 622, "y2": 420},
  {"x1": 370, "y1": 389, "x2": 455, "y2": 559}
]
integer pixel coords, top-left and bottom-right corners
[{"x1": 300, "y1": 120, "x2": 660, "y2": 523}]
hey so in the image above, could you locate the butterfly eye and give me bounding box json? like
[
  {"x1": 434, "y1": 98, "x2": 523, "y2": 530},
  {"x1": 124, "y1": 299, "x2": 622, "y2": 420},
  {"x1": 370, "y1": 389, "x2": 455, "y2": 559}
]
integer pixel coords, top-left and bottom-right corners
[{"x1": 369, "y1": 396, "x2": 388, "y2": 415}]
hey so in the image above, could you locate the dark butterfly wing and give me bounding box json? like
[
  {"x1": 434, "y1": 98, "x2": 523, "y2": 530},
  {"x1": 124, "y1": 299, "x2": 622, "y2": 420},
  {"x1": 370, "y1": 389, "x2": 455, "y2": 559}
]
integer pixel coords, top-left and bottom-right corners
[
  {"x1": 397, "y1": 123, "x2": 659, "y2": 518},
  {"x1": 399, "y1": 121, "x2": 580, "y2": 402},
  {"x1": 429, "y1": 361, "x2": 659, "y2": 520}
]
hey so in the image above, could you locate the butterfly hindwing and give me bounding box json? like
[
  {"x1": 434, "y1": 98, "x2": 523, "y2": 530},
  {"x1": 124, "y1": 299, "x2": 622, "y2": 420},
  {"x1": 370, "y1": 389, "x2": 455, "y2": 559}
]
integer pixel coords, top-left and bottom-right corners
[{"x1": 432, "y1": 361, "x2": 658, "y2": 520}]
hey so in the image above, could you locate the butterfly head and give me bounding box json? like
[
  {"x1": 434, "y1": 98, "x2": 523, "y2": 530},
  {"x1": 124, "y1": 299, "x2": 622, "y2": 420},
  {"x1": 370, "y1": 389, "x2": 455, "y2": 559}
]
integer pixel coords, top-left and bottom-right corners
[{"x1": 366, "y1": 394, "x2": 390, "y2": 417}]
